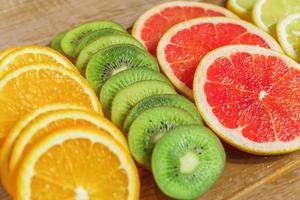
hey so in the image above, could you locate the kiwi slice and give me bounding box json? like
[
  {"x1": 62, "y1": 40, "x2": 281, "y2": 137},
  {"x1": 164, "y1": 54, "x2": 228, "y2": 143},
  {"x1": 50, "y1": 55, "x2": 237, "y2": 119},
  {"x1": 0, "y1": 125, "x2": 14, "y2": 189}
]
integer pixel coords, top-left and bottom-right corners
[
  {"x1": 51, "y1": 31, "x2": 67, "y2": 53},
  {"x1": 61, "y1": 20, "x2": 126, "y2": 57},
  {"x1": 152, "y1": 125, "x2": 225, "y2": 199},
  {"x1": 111, "y1": 80, "x2": 176, "y2": 128},
  {"x1": 123, "y1": 94, "x2": 203, "y2": 132},
  {"x1": 128, "y1": 107, "x2": 199, "y2": 168},
  {"x1": 76, "y1": 34, "x2": 145, "y2": 71},
  {"x1": 100, "y1": 68, "x2": 170, "y2": 117},
  {"x1": 75, "y1": 28, "x2": 128, "y2": 56},
  {"x1": 85, "y1": 44, "x2": 159, "y2": 94}
]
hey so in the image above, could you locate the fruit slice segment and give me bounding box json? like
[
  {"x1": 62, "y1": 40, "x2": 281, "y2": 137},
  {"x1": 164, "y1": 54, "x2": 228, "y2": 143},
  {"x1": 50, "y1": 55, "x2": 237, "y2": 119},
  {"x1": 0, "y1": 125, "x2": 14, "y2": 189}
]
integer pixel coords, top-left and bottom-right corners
[
  {"x1": 10, "y1": 109, "x2": 128, "y2": 178},
  {"x1": 253, "y1": 0, "x2": 300, "y2": 35},
  {"x1": 0, "y1": 46, "x2": 77, "y2": 78},
  {"x1": 132, "y1": 1, "x2": 238, "y2": 56},
  {"x1": 227, "y1": 0, "x2": 255, "y2": 20},
  {"x1": 193, "y1": 45, "x2": 300, "y2": 154},
  {"x1": 0, "y1": 104, "x2": 86, "y2": 196},
  {"x1": 277, "y1": 13, "x2": 300, "y2": 62},
  {"x1": 157, "y1": 17, "x2": 282, "y2": 99},
  {"x1": 0, "y1": 65, "x2": 101, "y2": 145},
  {"x1": 15, "y1": 127, "x2": 139, "y2": 200}
]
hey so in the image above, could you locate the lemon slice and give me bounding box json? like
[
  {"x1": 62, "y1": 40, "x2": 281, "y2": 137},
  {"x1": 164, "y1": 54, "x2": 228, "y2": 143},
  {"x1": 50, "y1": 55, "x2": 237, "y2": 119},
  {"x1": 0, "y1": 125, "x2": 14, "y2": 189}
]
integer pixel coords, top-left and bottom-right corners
[
  {"x1": 277, "y1": 13, "x2": 300, "y2": 62},
  {"x1": 227, "y1": 0, "x2": 256, "y2": 20},
  {"x1": 253, "y1": 0, "x2": 300, "y2": 36}
]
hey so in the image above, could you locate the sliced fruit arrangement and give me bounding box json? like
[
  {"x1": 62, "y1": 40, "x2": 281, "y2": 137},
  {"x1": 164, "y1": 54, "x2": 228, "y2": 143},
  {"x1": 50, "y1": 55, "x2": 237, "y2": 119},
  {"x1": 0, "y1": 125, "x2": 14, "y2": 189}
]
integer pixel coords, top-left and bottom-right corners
[
  {"x1": 50, "y1": 17, "x2": 226, "y2": 199},
  {"x1": 194, "y1": 45, "x2": 300, "y2": 155},
  {"x1": 227, "y1": 0, "x2": 256, "y2": 20},
  {"x1": 132, "y1": 1, "x2": 238, "y2": 56},
  {"x1": 157, "y1": 17, "x2": 282, "y2": 99},
  {"x1": 0, "y1": 45, "x2": 139, "y2": 199},
  {"x1": 253, "y1": 0, "x2": 300, "y2": 36}
]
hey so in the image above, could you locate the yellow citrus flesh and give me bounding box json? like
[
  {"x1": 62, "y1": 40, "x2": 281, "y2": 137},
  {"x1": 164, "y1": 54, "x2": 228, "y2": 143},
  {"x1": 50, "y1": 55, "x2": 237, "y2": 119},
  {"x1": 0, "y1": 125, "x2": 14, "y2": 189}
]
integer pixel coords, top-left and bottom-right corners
[
  {"x1": 0, "y1": 64, "x2": 102, "y2": 146},
  {"x1": 15, "y1": 127, "x2": 139, "y2": 200},
  {"x1": 0, "y1": 47, "x2": 21, "y2": 61},
  {"x1": 227, "y1": 0, "x2": 256, "y2": 20},
  {"x1": 0, "y1": 46, "x2": 77, "y2": 78},
  {"x1": 0, "y1": 104, "x2": 87, "y2": 196}
]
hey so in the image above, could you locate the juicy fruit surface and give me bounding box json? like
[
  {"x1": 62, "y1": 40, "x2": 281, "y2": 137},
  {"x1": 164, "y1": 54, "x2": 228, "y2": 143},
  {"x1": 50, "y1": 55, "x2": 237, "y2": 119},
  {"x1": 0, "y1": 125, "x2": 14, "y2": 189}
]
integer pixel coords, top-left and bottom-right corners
[
  {"x1": 111, "y1": 80, "x2": 176, "y2": 128},
  {"x1": 100, "y1": 68, "x2": 170, "y2": 117},
  {"x1": 151, "y1": 125, "x2": 225, "y2": 199},
  {"x1": 133, "y1": 1, "x2": 237, "y2": 56},
  {"x1": 61, "y1": 20, "x2": 126, "y2": 57},
  {"x1": 123, "y1": 94, "x2": 203, "y2": 132},
  {"x1": 86, "y1": 44, "x2": 159, "y2": 94},
  {"x1": 194, "y1": 45, "x2": 300, "y2": 154},
  {"x1": 0, "y1": 46, "x2": 77, "y2": 78},
  {"x1": 9, "y1": 109, "x2": 128, "y2": 178},
  {"x1": 128, "y1": 107, "x2": 199, "y2": 167},
  {"x1": 0, "y1": 104, "x2": 86, "y2": 195},
  {"x1": 0, "y1": 65, "x2": 101, "y2": 145},
  {"x1": 277, "y1": 13, "x2": 300, "y2": 62},
  {"x1": 158, "y1": 17, "x2": 282, "y2": 98},
  {"x1": 16, "y1": 128, "x2": 139, "y2": 200},
  {"x1": 253, "y1": 0, "x2": 300, "y2": 35},
  {"x1": 75, "y1": 28, "x2": 128, "y2": 56},
  {"x1": 76, "y1": 35, "x2": 145, "y2": 71},
  {"x1": 227, "y1": 0, "x2": 256, "y2": 20}
]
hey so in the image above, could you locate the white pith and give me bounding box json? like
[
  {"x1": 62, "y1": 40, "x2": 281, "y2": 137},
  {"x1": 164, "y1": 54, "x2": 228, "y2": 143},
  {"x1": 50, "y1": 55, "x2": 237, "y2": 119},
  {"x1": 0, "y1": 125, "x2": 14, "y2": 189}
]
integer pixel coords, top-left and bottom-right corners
[{"x1": 193, "y1": 45, "x2": 300, "y2": 154}]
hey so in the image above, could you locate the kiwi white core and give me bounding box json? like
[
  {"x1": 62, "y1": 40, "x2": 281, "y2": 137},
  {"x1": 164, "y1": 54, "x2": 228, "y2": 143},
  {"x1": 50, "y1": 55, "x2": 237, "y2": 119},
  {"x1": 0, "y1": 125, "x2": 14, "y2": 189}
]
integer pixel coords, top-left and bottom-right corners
[
  {"x1": 153, "y1": 133, "x2": 165, "y2": 144},
  {"x1": 112, "y1": 65, "x2": 128, "y2": 76},
  {"x1": 76, "y1": 186, "x2": 89, "y2": 200},
  {"x1": 179, "y1": 152, "x2": 199, "y2": 174}
]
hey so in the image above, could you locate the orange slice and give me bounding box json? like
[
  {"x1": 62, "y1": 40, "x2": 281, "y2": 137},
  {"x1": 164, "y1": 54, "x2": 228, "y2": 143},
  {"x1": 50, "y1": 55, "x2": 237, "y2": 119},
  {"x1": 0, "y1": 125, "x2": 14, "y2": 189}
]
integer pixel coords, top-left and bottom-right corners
[
  {"x1": 15, "y1": 127, "x2": 139, "y2": 200},
  {"x1": 0, "y1": 64, "x2": 102, "y2": 146},
  {"x1": 10, "y1": 108, "x2": 128, "y2": 180},
  {"x1": 0, "y1": 47, "x2": 21, "y2": 61},
  {"x1": 0, "y1": 103, "x2": 87, "y2": 196},
  {"x1": 0, "y1": 46, "x2": 77, "y2": 78}
]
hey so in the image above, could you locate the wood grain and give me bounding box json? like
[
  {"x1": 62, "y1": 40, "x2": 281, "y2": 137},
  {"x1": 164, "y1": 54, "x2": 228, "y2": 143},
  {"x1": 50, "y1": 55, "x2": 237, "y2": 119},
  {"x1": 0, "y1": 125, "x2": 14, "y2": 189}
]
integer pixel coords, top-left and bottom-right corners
[{"x1": 0, "y1": 0, "x2": 299, "y2": 200}]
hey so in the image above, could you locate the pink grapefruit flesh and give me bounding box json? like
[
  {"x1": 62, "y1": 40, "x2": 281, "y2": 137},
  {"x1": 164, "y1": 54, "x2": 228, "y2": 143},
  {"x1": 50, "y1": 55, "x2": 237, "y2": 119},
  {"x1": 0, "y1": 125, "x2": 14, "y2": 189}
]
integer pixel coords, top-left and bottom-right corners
[
  {"x1": 157, "y1": 17, "x2": 282, "y2": 99},
  {"x1": 132, "y1": 1, "x2": 238, "y2": 56},
  {"x1": 194, "y1": 45, "x2": 300, "y2": 154}
]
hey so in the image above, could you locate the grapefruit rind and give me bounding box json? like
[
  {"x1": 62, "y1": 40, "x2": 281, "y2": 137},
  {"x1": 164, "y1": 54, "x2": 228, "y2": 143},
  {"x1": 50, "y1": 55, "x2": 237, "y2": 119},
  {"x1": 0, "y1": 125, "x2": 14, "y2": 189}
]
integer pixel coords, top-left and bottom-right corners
[
  {"x1": 15, "y1": 128, "x2": 140, "y2": 200},
  {"x1": 132, "y1": 1, "x2": 239, "y2": 50},
  {"x1": 157, "y1": 17, "x2": 283, "y2": 100},
  {"x1": 193, "y1": 45, "x2": 300, "y2": 155}
]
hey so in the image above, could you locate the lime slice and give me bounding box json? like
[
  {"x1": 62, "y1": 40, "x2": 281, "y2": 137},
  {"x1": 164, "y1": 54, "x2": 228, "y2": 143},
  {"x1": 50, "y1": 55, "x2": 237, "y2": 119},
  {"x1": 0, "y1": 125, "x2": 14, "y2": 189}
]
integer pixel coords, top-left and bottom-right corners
[
  {"x1": 253, "y1": 0, "x2": 300, "y2": 36},
  {"x1": 227, "y1": 0, "x2": 256, "y2": 20},
  {"x1": 277, "y1": 13, "x2": 300, "y2": 62}
]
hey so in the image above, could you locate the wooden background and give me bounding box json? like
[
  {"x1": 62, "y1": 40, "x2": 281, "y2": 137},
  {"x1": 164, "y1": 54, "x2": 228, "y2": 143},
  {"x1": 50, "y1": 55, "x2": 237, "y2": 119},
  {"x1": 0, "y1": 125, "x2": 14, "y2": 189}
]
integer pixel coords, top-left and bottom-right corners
[{"x1": 0, "y1": 0, "x2": 299, "y2": 199}]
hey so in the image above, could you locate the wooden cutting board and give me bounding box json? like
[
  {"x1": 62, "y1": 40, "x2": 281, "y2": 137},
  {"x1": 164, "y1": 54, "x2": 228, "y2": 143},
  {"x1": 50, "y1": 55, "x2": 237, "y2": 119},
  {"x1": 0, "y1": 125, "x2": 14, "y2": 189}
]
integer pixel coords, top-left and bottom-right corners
[{"x1": 0, "y1": 0, "x2": 299, "y2": 199}]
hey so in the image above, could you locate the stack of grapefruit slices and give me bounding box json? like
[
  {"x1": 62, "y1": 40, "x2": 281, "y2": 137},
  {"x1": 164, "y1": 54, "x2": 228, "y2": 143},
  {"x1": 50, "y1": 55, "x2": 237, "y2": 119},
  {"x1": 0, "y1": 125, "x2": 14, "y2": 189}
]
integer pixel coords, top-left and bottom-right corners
[
  {"x1": 132, "y1": 1, "x2": 300, "y2": 155},
  {"x1": 0, "y1": 46, "x2": 139, "y2": 200}
]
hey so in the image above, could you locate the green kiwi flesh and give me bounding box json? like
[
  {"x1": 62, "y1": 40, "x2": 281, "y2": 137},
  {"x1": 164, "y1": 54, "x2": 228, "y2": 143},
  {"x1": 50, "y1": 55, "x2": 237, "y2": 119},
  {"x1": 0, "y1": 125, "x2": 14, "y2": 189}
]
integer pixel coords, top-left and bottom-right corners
[
  {"x1": 75, "y1": 28, "x2": 128, "y2": 56},
  {"x1": 111, "y1": 80, "x2": 176, "y2": 128},
  {"x1": 61, "y1": 20, "x2": 126, "y2": 57},
  {"x1": 128, "y1": 107, "x2": 199, "y2": 168},
  {"x1": 123, "y1": 94, "x2": 203, "y2": 132},
  {"x1": 86, "y1": 44, "x2": 159, "y2": 94},
  {"x1": 151, "y1": 125, "x2": 225, "y2": 199},
  {"x1": 76, "y1": 35, "x2": 145, "y2": 71},
  {"x1": 100, "y1": 68, "x2": 170, "y2": 117},
  {"x1": 51, "y1": 31, "x2": 67, "y2": 53}
]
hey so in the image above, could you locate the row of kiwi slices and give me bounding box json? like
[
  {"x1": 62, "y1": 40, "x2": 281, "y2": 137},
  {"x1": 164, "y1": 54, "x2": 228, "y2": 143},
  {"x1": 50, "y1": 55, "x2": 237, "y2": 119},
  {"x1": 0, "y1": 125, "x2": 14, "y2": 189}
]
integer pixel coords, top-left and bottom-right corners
[{"x1": 51, "y1": 20, "x2": 226, "y2": 199}]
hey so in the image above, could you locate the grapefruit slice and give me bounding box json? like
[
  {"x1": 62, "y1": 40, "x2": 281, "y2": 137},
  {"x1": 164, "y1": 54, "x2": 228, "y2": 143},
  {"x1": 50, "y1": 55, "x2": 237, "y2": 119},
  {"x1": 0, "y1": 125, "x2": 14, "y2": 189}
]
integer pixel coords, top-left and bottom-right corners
[
  {"x1": 157, "y1": 17, "x2": 282, "y2": 99},
  {"x1": 132, "y1": 1, "x2": 238, "y2": 56},
  {"x1": 194, "y1": 45, "x2": 300, "y2": 155}
]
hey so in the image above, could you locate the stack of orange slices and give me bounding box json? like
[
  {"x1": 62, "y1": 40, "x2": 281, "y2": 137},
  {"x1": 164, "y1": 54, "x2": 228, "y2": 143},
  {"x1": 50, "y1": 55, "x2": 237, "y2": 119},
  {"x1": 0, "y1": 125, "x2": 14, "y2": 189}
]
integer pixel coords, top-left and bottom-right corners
[{"x1": 0, "y1": 46, "x2": 139, "y2": 200}]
